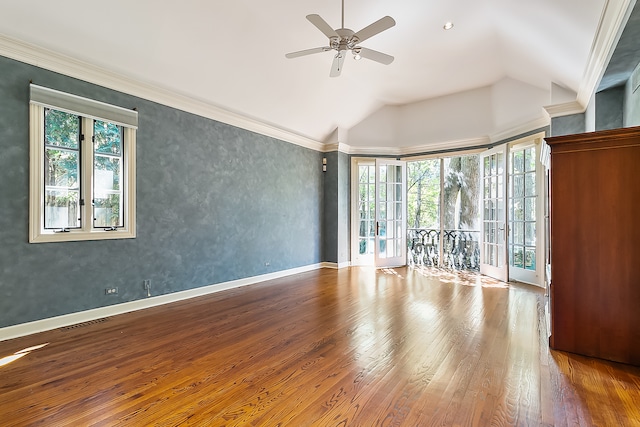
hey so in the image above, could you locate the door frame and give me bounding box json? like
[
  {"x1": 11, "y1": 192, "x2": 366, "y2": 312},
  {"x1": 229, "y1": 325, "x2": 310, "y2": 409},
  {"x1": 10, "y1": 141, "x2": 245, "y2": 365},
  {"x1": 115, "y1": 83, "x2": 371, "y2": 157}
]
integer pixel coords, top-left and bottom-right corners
[{"x1": 350, "y1": 157, "x2": 407, "y2": 267}]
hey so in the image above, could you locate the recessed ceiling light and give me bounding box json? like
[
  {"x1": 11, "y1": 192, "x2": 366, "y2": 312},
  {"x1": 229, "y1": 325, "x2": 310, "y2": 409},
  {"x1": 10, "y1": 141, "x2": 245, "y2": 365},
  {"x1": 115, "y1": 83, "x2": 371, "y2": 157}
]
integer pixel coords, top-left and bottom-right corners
[{"x1": 443, "y1": 22, "x2": 454, "y2": 30}]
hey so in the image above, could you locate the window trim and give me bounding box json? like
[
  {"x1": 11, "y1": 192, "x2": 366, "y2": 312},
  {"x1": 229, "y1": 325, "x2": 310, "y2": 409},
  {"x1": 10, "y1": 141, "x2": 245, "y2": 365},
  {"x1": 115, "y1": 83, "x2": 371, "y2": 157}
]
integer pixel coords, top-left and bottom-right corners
[{"x1": 29, "y1": 88, "x2": 137, "y2": 243}]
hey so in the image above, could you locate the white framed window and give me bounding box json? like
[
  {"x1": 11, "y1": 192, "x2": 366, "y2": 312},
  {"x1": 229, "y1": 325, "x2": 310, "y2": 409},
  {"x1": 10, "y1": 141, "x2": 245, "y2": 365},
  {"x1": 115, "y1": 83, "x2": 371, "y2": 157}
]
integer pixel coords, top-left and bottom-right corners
[{"x1": 29, "y1": 84, "x2": 137, "y2": 243}]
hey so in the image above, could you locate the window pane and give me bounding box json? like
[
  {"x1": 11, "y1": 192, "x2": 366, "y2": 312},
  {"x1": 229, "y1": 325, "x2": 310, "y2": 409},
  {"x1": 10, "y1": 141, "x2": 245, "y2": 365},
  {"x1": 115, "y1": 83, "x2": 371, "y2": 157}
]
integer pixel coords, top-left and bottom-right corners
[
  {"x1": 94, "y1": 121, "x2": 122, "y2": 155},
  {"x1": 45, "y1": 189, "x2": 80, "y2": 229},
  {"x1": 44, "y1": 148, "x2": 80, "y2": 229},
  {"x1": 45, "y1": 148, "x2": 79, "y2": 188},
  {"x1": 94, "y1": 120, "x2": 124, "y2": 228},
  {"x1": 94, "y1": 194, "x2": 122, "y2": 227},
  {"x1": 45, "y1": 109, "x2": 79, "y2": 149}
]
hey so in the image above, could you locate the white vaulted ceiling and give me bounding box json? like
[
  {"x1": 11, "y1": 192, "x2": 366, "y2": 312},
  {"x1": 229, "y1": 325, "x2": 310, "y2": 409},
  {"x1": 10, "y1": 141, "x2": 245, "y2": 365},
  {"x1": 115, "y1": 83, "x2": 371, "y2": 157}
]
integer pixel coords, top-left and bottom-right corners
[{"x1": 0, "y1": 0, "x2": 632, "y2": 152}]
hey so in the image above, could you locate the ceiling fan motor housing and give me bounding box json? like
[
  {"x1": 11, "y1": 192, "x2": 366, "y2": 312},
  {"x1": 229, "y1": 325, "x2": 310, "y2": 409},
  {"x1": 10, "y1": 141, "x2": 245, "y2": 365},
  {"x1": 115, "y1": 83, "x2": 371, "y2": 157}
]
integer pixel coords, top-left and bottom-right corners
[{"x1": 331, "y1": 29, "x2": 359, "y2": 52}]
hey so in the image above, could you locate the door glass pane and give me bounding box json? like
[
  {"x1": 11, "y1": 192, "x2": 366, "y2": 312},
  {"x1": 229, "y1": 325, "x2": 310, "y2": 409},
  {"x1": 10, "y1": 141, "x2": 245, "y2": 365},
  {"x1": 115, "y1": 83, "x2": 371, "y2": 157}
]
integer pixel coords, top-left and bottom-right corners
[
  {"x1": 513, "y1": 246, "x2": 524, "y2": 268},
  {"x1": 513, "y1": 175, "x2": 524, "y2": 197},
  {"x1": 525, "y1": 147, "x2": 536, "y2": 172},
  {"x1": 357, "y1": 164, "x2": 376, "y2": 258},
  {"x1": 525, "y1": 172, "x2": 536, "y2": 197},
  {"x1": 513, "y1": 150, "x2": 524, "y2": 173},
  {"x1": 525, "y1": 198, "x2": 536, "y2": 221},
  {"x1": 379, "y1": 202, "x2": 387, "y2": 220},
  {"x1": 359, "y1": 238, "x2": 367, "y2": 255},
  {"x1": 482, "y1": 150, "x2": 502, "y2": 269},
  {"x1": 379, "y1": 165, "x2": 387, "y2": 183},
  {"x1": 509, "y1": 145, "x2": 537, "y2": 275},
  {"x1": 514, "y1": 199, "x2": 524, "y2": 221},
  {"x1": 525, "y1": 248, "x2": 536, "y2": 270},
  {"x1": 525, "y1": 223, "x2": 536, "y2": 246},
  {"x1": 513, "y1": 222, "x2": 523, "y2": 245},
  {"x1": 379, "y1": 238, "x2": 387, "y2": 258}
]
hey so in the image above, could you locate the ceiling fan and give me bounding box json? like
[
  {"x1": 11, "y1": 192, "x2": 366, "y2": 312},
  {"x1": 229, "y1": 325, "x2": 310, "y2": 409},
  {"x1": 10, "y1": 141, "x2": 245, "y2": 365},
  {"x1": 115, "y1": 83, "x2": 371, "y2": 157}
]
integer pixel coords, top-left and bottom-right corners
[{"x1": 285, "y1": 0, "x2": 396, "y2": 77}]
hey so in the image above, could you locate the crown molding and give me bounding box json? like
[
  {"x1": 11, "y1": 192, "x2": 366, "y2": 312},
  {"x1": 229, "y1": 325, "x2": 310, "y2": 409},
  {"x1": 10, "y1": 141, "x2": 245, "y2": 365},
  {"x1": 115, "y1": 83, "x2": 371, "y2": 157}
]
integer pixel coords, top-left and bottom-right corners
[
  {"x1": 339, "y1": 137, "x2": 491, "y2": 157},
  {"x1": 577, "y1": 0, "x2": 635, "y2": 107},
  {"x1": 0, "y1": 33, "x2": 325, "y2": 152},
  {"x1": 490, "y1": 114, "x2": 551, "y2": 143},
  {"x1": 543, "y1": 100, "x2": 585, "y2": 118}
]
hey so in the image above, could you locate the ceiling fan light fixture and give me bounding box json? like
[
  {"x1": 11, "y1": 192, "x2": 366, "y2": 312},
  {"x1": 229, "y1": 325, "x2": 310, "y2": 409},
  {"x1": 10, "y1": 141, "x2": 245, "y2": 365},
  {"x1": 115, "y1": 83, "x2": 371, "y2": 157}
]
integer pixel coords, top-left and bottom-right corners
[{"x1": 285, "y1": 1, "x2": 396, "y2": 77}]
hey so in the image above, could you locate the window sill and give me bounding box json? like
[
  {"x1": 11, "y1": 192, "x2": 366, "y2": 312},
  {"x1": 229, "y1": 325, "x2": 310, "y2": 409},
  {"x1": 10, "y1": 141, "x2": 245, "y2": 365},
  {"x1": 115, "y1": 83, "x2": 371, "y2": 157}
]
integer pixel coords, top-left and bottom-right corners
[{"x1": 29, "y1": 228, "x2": 136, "y2": 243}]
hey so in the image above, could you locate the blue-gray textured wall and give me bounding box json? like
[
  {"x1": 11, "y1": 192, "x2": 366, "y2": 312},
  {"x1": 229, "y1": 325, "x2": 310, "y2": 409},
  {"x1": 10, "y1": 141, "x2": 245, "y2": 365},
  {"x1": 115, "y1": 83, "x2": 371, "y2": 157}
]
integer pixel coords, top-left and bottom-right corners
[
  {"x1": 337, "y1": 152, "x2": 350, "y2": 264},
  {"x1": 322, "y1": 151, "x2": 339, "y2": 263},
  {"x1": 625, "y1": 63, "x2": 640, "y2": 126},
  {"x1": 551, "y1": 114, "x2": 586, "y2": 136},
  {"x1": 0, "y1": 55, "x2": 324, "y2": 328},
  {"x1": 321, "y1": 151, "x2": 350, "y2": 265},
  {"x1": 596, "y1": 86, "x2": 624, "y2": 130}
]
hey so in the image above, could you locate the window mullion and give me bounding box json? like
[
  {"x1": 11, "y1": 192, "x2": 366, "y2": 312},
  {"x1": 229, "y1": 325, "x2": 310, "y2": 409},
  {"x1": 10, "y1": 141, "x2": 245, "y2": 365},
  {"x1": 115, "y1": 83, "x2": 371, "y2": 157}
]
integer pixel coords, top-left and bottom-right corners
[{"x1": 82, "y1": 117, "x2": 94, "y2": 232}]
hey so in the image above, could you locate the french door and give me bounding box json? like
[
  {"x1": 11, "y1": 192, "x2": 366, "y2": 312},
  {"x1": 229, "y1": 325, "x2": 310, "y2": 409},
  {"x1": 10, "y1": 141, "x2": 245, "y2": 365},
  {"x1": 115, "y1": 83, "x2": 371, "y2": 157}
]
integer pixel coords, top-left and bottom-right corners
[
  {"x1": 352, "y1": 158, "x2": 407, "y2": 267},
  {"x1": 480, "y1": 135, "x2": 545, "y2": 286},
  {"x1": 480, "y1": 144, "x2": 508, "y2": 281},
  {"x1": 507, "y1": 139, "x2": 544, "y2": 286}
]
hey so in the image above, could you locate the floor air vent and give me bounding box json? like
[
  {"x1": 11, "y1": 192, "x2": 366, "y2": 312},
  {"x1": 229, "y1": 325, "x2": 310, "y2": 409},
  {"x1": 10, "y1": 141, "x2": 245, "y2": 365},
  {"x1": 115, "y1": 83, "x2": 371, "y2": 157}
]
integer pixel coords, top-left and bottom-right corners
[{"x1": 60, "y1": 317, "x2": 110, "y2": 331}]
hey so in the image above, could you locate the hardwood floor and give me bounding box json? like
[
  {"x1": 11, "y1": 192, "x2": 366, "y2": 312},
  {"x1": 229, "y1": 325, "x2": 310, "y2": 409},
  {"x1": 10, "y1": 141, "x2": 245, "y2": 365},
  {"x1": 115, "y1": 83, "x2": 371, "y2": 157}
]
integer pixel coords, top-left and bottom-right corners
[{"x1": 1, "y1": 267, "x2": 639, "y2": 426}]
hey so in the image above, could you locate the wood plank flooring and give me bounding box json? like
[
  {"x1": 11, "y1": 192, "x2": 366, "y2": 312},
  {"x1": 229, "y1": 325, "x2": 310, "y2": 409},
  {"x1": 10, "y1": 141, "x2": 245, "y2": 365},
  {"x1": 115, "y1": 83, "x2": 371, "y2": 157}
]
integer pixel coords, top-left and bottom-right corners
[{"x1": 1, "y1": 267, "x2": 639, "y2": 426}]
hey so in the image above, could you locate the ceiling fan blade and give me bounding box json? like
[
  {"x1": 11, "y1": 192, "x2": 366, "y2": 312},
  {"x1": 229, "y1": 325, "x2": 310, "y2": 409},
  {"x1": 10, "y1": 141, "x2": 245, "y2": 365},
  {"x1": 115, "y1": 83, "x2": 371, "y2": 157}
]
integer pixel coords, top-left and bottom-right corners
[
  {"x1": 358, "y1": 47, "x2": 394, "y2": 65},
  {"x1": 285, "y1": 47, "x2": 331, "y2": 59},
  {"x1": 330, "y1": 51, "x2": 346, "y2": 77},
  {"x1": 353, "y1": 16, "x2": 396, "y2": 43},
  {"x1": 306, "y1": 14, "x2": 339, "y2": 39}
]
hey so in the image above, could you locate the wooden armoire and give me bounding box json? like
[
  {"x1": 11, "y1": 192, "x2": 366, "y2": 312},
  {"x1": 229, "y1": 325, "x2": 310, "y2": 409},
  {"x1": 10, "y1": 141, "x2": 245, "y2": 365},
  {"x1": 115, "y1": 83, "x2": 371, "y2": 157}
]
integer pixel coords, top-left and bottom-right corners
[{"x1": 545, "y1": 126, "x2": 640, "y2": 366}]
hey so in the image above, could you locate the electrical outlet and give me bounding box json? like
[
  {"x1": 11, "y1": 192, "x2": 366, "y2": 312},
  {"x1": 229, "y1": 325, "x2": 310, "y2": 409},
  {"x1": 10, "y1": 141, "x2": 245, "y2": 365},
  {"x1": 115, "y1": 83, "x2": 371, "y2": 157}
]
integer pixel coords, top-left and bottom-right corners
[{"x1": 105, "y1": 287, "x2": 118, "y2": 295}]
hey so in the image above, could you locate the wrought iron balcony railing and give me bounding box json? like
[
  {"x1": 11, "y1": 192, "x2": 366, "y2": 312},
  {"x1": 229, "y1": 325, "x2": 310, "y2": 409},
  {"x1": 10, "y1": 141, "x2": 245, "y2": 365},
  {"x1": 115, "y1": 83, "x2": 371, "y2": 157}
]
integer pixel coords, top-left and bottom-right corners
[{"x1": 408, "y1": 228, "x2": 480, "y2": 271}]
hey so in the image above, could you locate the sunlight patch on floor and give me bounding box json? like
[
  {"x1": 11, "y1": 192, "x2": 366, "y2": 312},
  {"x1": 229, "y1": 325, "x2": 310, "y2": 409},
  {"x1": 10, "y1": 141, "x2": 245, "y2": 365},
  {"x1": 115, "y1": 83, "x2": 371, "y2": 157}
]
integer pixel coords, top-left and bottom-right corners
[
  {"x1": 411, "y1": 266, "x2": 509, "y2": 289},
  {"x1": 0, "y1": 343, "x2": 49, "y2": 368}
]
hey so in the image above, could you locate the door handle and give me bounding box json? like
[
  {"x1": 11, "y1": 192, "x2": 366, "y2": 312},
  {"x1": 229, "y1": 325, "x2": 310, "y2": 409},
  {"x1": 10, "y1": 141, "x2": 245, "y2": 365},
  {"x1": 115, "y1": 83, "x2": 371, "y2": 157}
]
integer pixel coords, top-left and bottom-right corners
[{"x1": 376, "y1": 221, "x2": 380, "y2": 236}]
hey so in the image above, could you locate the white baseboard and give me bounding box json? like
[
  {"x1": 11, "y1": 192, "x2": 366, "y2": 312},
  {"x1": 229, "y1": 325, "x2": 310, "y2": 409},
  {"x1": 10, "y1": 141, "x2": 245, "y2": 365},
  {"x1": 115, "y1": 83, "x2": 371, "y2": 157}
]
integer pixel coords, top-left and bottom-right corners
[
  {"x1": 320, "y1": 261, "x2": 351, "y2": 269},
  {"x1": 0, "y1": 263, "x2": 327, "y2": 342}
]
